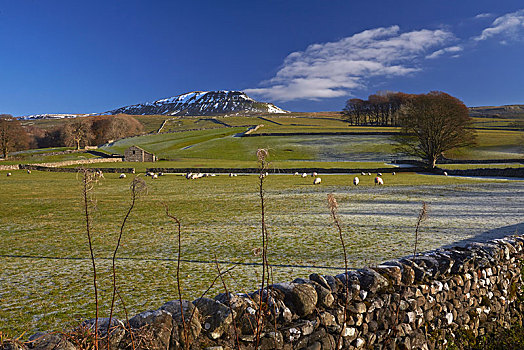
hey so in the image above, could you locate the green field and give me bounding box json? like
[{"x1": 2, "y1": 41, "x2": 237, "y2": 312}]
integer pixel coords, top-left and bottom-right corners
[
  {"x1": 1, "y1": 109, "x2": 523, "y2": 337},
  {"x1": 1, "y1": 169, "x2": 523, "y2": 336}
]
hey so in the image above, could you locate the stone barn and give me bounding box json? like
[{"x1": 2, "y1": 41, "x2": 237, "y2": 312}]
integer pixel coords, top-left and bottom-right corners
[{"x1": 124, "y1": 145, "x2": 156, "y2": 162}]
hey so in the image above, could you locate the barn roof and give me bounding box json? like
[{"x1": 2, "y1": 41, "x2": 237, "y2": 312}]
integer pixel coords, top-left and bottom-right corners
[{"x1": 126, "y1": 145, "x2": 155, "y2": 155}]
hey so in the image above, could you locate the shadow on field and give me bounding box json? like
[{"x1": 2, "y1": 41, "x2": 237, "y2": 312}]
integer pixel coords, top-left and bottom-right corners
[
  {"x1": 0, "y1": 254, "x2": 349, "y2": 271},
  {"x1": 441, "y1": 221, "x2": 523, "y2": 249}
]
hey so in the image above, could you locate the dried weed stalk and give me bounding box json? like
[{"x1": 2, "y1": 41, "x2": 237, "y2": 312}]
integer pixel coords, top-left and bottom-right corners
[
  {"x1": 64, "y1": 324, "x2": 98, "y2": 350},
  {"x1": 327, "y1": 193, "x2": 349, "y2": 350},
  {"x1": 107, "y1": 177, "x2": 146, "y2": 350},
  {"x1": 79, "y1": 168, "x2": 101, "y2": 350},
  {"x1": 214, "y1": 256, "x2": 240, "y2": 350},
  {"x1": 255, "y1": 148, "x2": 271, "y2": 348},
  {"x1": 164, "y1": 204, "x2": 189, "y2": 349},
  {"x1": 413, "y1": 202, "x2": 428, "y2": 257}
]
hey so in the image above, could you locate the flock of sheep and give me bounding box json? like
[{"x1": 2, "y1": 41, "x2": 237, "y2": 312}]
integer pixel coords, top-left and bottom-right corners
[
  {"x1": 5, "y1": 169, "x2": 398, "y2": 186},
  {"x1": 291, "y1": 171, "x2": 392, "y2": 185}
]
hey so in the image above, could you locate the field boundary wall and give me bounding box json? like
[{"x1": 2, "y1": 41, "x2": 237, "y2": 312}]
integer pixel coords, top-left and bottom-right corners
[
  {"x1": 146, "y1": 167, "x2": 424, "y2": 174},
  {"x1": 22, "y1": 235, "x2": 524, "y2": 350},
  {"x1": 19, "y1": 164, "x2": 135, "y2": 173}
]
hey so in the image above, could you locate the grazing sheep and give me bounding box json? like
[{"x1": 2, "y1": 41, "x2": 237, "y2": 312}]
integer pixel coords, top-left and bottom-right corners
[
  {"x1": 27, "y1": 170, "x2": 31, "y2": 174},
  {"x1": 313, "y1": 177, "x2": 322, "y2": 185},
  {"x1": 312, "y1": 172, "x2": 317, "y2": 177},
  {"x1": 367, "y1": 172, "x2": 372, "y2": 176},
  {"x1": 152, "y1": 174, "x2": 158, "y2": 179},
  {"x1": 392, "y1": 172, "x2": 396, "y2": 176},
  {"x1": 6, "y1": 172, "x2": 11, "y2": 177},
  {"x1": 353, "y1": 176, "x2": 360, "y2": 186},
  {"x1": 374, "y1": 177, "x2": 384, "y2": 185},
  {"x1": 443, "y1": 171, "x2": 448, "y2": 176},
  {"x1": 361, "y1": 172, "x2": 366, "y2": 176},
  {"x1": 119, "y1": 173, "x2": 126, "y2": 179},
  {"x1": 186, "y1": 172, "x2": 193, "y2": 179},
  {"x1": 294, "y1": 172, "x2": 299, "y2": 176},
  {"x1": 377, "y1": 173, "x2": 382, "y2": 176},
  {"x1": 301, "y1": 173, "x2": 307, "y2": 178}
]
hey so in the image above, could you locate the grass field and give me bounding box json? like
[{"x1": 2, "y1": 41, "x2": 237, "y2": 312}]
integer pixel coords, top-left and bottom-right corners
[{"x1": 1, "y1": 169, "x2": 523, "y2": 336}]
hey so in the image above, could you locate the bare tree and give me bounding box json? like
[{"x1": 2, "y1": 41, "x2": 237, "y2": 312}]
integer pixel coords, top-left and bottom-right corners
[
  {"x1": 342, "y1": 92, "x2": 412, "y2": 127},
  {"x1": 0, "y1": 114, "x2": 29, "y2": 159},
  {"x1": 63, "y1": 119, "x2": 94, "y2": 150},
  {"x1": 91, "y1": 115, "x2": 143, "y2": 145},
  {"x1": 392, "y1": 91, "x2": 476, "y2": 168}
]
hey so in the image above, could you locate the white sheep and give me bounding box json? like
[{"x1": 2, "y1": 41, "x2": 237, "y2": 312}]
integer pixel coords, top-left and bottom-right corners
[
  {"x1": 152, "y1": 174, "x2": 158, "y2": 179},
  {"x1": 6, "y1": 172, "x2": 11, "y2": 177},
  {"x1": 377, "y1": 173, "x2": 382, "y2": 176},
  {"x1": 367, "y1": 172, "x2": 372, "y2": 176},
  {"x1": 294, "y1": 172, "x2": 299, "y2": 176},
  {"x1": 119, "y1": 173, "x2": 126, "y2": 179},
  {"x1": 361, "y1": 172, "x2": 366, "y2": 176},
  {"x1": 301, "y1": 173, "x2": 307, "y2": 178},
  {"x1": 313, "y1": 177, "x2": 322, "y2": 185},
  {"x1": 443, "y1": 171, "x2": 448, "y2": 176},
  {"x1": 312, "y1": 172, "x2": 317, "y2": 177},
  {"x1": 392, "y1": 172, "x2": 396, "y2": 176},
  {"x1": 374, "y1": 176, "x2": 384, "y2": 185},
  {"x1": 353, "y1": 176, "x2": 360, "y2": 186},
  {"x1": 27, "y1": 170, "x2": 31, "y2": 174},
  {"x1": 186, "y1": 172, "x2": 193, "y2": 179}
]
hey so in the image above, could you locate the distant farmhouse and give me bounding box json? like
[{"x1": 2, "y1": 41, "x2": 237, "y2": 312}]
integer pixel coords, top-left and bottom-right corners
[{"x1": 124, "y1": 145, "x2": 157, "y2": 162}]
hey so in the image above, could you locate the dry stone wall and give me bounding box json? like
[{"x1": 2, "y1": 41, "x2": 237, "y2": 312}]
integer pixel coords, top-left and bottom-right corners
[{"x1": 12, "y1": 235, "x2": 524, "y2": 350}]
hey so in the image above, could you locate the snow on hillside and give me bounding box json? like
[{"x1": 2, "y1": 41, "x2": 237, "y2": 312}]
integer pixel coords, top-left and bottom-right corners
[{"x1": 106, "y1": 90, "x2": 288, "y2": 116}]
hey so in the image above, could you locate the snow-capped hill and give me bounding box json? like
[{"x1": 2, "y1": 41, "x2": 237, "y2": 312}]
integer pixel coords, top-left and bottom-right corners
[
  {"x1": 106, "y1": 90, "x2": 288, "y2": 116},
  {"x1": 19, "y1": 113, "x2": 87, "y2": 120}
]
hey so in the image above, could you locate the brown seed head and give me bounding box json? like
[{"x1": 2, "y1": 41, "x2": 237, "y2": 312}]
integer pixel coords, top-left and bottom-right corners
[
  {"x1": 327, "y1": 193, "x2": 338, "y2": 212},
  {"x1": 130, "y1": 177, "x2": 148, "y2": 196},
  {"x1": 419, "y1": 201, "x2": 428, "y2": 222},
  {"x1": 256, "y1": 148, "x2": 269, "y2": 162}
]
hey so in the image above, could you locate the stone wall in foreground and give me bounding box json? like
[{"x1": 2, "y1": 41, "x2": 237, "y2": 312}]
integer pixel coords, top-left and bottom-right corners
[{"x1": 18, "y1": 235, "x2": 524, "y2": 350}]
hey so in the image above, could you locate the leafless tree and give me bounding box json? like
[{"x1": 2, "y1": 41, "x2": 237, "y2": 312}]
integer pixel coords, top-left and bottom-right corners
[
  {"x1": 0, "y1": 114, "x2": 29, "y2": 159},
  {"x1": 393, "y1": 91, "x2": 476, "y2": 168}
]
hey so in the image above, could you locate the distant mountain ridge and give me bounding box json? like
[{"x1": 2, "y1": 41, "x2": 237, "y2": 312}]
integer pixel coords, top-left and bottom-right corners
[
  {"x1": 468, "y1": 105, "x2": 524, "y2": 119},
  {"x1": 106, "y1": 90, "x2": 288, "y2": 116}
]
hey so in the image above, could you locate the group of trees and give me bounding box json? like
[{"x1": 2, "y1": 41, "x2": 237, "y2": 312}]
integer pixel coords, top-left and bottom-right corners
[
  {"x1": 36, "y1": 115, "x2": 144, "y2": 150},
  {"x1": 342, "y1": 91, "x2": 414, "y2": 126},
  {"x1": 344, "y1": 91, "x2": 476, "y2": 168},
  {"x1": 0, "y1": 114, "x2": 143, "y2": 159},
  {"x1": 0, "y1": 114, "x2": 30, "y2": 159}
]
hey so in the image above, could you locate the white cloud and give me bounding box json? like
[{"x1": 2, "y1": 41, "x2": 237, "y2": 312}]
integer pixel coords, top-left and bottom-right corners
[
  {"x1": 474, "y1": 13, "x2": 493, "y2": 19},
  {"x1": 426, "y1": 45, "x2": 463, "y2": 59},
  {"x1": 245, "y1": 26, "x2": 454, "y2": 101},
  {"x1": 475, "y1": 9, "x2": 524, "y2": 41}
]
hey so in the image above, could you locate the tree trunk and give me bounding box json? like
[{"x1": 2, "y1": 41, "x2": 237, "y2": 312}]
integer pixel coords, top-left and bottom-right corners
[{"x1": 430, "y1": 156, "x2": 437, "y2": 169}]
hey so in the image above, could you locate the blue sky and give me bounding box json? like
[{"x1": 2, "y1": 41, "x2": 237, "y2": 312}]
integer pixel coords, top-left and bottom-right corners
[{"x1": 0, "y1": 0, "x2": 523, "y2": 116}]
